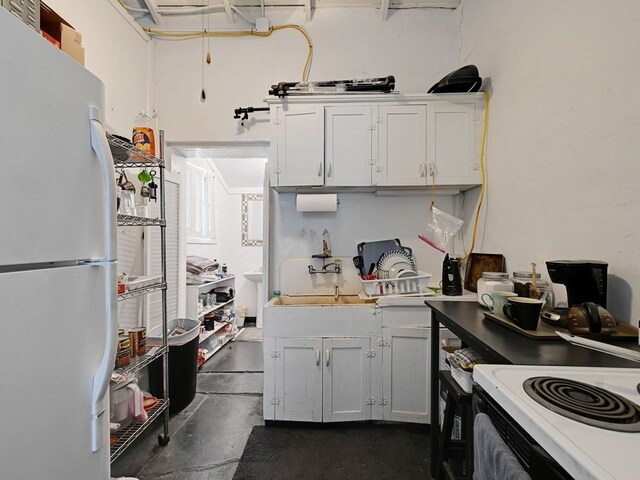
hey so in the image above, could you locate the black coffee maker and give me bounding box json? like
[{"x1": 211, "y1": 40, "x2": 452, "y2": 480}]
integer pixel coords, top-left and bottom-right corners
[
  {"x1": 442, "y1": 254, "x2": 463, "y2": 296},
  {"x1": 542, "y1": 260, "x2": 608, "y2": 327}
]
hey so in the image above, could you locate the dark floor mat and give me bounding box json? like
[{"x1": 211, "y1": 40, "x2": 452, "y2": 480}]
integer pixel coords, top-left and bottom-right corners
[{"x1": 233, "y1": 424, "x2": 431, "y2": 480}]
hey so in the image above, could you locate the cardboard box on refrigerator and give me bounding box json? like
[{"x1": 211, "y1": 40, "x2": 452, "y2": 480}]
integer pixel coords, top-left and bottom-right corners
[{"x1": 39, "y1": 2, "x2": 84, "y2": 65}]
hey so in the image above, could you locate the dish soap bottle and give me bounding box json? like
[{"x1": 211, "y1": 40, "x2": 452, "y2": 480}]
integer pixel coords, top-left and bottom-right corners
[
  {"x1": 322, "y1": 229, "x2": 331, "y2": 256},
  {"x1": 132, "y1": 111, "x2": 155, "y2": 156}
]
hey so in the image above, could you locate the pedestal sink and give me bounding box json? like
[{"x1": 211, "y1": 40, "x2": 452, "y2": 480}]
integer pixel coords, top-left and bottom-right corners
[{"x1": 243, "y1": 271, "x2": 263, "y2": 328}]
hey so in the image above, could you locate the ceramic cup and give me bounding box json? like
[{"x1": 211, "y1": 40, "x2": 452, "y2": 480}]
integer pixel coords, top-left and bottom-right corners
[
  {"x1": 503, "y1": 297, "x2": 544, "y2": 330},
  {"x1": 481, "y1": 290, "x2": 518, "y2": 318}
]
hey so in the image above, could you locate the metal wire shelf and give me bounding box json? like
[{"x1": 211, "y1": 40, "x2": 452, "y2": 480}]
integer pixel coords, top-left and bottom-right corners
[
  {"x1": 112, "y1": 346, "x2": 167, "y2": 381},
  {"x1": 117, "y1": 214, "x2": 166, "y2": 227},
  {"x1": 118, "y1": 282, "x2": 166, "y2": 301},
  {"x1": 107, "y1": 132, "x2": 164, "y2": 167},
  {"x1": 110, "y1": 399, "x2": 169, "y2": 462}
]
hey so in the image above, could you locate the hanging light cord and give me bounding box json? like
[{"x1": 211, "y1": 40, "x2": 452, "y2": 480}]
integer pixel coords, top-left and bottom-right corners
[{"x1": 143, "y1": 25, "x2": 313, "y2": 82}]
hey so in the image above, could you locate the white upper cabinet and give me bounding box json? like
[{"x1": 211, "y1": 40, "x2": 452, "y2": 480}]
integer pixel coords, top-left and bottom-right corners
[
  {"x1": 268, "y1": 94, "x2": 483, "y2": 191},
  {"x1": 427, "y1": 101, "x2": 480, "y2": 185},
  {"x1": 374, "y1": 104, "x2": 428, "y2": 186},
  {"x1": 271, "y1": 104, "x2": 324, "y2": 187},
  {"x1": 325, "y1": 105, "x2": 373, "y2": 186}
]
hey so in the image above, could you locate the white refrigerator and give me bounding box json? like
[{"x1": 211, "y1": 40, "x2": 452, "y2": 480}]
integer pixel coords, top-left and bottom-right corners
[{"x1": 0, "y1": 9, "x2": 117, "y2": 479}]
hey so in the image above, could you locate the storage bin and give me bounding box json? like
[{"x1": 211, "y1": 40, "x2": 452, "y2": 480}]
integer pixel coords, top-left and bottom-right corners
[
  {"x1": 450, "y1": 363, "x2": 473, "y2": 394},
  {"x1": 148, "y1": 318, "x2": 200, "y2": 414}
]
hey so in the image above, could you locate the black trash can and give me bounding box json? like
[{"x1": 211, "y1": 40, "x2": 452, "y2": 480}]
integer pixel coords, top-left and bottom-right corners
[{"x1": 148, "y1": 318, "x2": 201, "y2": 414}]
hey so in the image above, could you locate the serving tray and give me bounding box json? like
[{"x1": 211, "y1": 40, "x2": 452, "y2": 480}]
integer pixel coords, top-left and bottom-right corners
[{"x1": 482, "y1": 311, "x2": 639, "y2": 341}]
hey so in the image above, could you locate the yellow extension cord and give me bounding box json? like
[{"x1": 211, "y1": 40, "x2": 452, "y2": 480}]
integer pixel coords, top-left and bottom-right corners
[
  {"x1": 115, "y1": 0, "x2": 313, "y2": 82},
  {"x1": 142, "y1": 24, "x2": 313, "y2": 82},
  {"x1": 460, "y1": 90, "x2": 489, "y2": 261}
]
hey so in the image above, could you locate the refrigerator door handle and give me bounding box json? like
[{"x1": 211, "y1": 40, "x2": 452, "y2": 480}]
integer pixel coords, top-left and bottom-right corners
[
  {"x1": 89, "y1": 106, "x2": 117, "y2": 263},
  {"x1": 91, "y1": 261, "x2": 118, "y2": 452}
]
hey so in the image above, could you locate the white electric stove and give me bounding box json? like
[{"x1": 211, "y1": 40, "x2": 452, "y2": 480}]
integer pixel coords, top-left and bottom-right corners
[{"x1": 474, "y1": 364, "x2": 640, "y2": 480}]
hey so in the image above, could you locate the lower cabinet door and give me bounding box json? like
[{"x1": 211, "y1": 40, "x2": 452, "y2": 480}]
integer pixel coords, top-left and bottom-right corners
[
  {"x1": 274, "y1": 337, "x2": 323, "y2": 422},
  {"x1": 382, "y1": 327, "x2": 431, "y2": 423},
  {"x1": 322, "y1": 337, "x2": 372, "y2": 422}
]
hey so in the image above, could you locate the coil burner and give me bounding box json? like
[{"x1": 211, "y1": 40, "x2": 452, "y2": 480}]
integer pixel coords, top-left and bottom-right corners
[{"x1": 524, "y1": 376, "x2": 640, "y2": 432}]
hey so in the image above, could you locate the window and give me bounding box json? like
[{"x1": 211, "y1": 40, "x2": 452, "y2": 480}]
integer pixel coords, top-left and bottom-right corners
[{"x1": 186, "y1": 161, "x2": 215, "y2": 243}]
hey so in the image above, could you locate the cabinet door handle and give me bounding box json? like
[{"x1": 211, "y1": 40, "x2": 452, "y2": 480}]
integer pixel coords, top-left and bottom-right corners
[
  {"x1": 325, "y1": 348, "x2": 330, "y2": 366},
  {"x1": 315, "y1": 348, "x2": 320, "y2": 366},
  {"x1": 318, "y1": 162, "x2": 323, "y2": 177},
  {"x1": 327, "y1": 163, "x2": 333, "y2": 177},
  {"x1": 419, "y1": 163, "x2": 425, "y2": 177}
]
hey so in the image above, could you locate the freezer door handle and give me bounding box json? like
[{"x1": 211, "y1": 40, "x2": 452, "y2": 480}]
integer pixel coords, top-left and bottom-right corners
[
  {"x1": 91, "y1": 261, "x2": 118, "y2": 452},
  {"x1": 89, "y1": 106, "x2": 117, "y2": 263}
]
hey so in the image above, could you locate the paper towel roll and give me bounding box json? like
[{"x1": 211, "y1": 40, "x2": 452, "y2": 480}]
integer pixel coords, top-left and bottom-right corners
[{"x1": 296, "y1": 194, "x2": 338, "y2": 212}]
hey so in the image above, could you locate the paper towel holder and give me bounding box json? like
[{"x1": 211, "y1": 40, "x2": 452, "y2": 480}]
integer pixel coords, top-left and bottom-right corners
[{"x1": 296, "y1": 193, "x2": 340, "y2": 212}]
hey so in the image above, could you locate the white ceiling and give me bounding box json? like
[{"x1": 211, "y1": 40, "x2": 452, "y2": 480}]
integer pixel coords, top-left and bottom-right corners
[
  {"x1": 173, "y1": 145, "x2": 268, "y2": 189},
  {"x1": 154, "y1": 1, "x2": 460, "y2": 8},
  {"x1": 210, "y1": 157, "x2": 266, "y2": 189},
  {"x1": 125, "y1": 0, "x2": 460, "y2": 25}
]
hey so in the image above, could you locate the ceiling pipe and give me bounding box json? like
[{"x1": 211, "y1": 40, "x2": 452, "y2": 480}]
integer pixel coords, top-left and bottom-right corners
[{"x1": 157, "y1": 5, "x2": 226, "y2": 16}]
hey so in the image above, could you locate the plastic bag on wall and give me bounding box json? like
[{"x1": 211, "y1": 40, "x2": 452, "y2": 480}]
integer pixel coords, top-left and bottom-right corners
[{"x1": 418, "y1": 206, "x2": 464, "y2": 253}]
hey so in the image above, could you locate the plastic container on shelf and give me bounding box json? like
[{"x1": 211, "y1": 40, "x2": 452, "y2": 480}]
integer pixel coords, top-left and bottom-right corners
[
  {"x1": 148, "y1": 318, "x2": 200, "y2": 414},
  {"x1": 132, "y1": 111, "x2": 156, "y2": 156},
  {"x1": 235, "y1": 306, "x2": 247, "y2": 327},
  {"x1": 110, "y1": 382, "x2": 134, "y2": 430}
]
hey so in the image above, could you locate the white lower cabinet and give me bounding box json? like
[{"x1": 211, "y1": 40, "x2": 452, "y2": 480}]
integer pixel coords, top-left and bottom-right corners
[
  {"x1": 380, "y1": 327, "x2": 431, "y2": 423},
  {"x1": 273, "y1": 337, "x2": 323, "y2": 422},
  {"x1": 322, "y1": 337, "x2": 372, "y2": 422},
  {"x1": 264, "y1": 303, "x2": 448, "y2": 425},
  {"x1": 271, "y1": 336, "x2": 372, "y2": 422}
]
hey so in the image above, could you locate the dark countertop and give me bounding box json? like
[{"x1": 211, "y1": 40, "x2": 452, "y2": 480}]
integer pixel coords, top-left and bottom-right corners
[
  {"x1": 427, "y1": 299, "x2": 640, "y2": 479},
  {"x1": 426, "y1": 300, "x2": 640, "y2": 367}
]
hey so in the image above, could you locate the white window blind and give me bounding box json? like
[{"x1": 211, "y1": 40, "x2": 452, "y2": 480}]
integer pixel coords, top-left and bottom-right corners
[
  {"x1": 116, "y1": 226, "x2": 144, "y2": 331},
  {"x1": 186, "y1": 161, "x2": 215, "y2": 243},
  {"x1": 146, "y1": 177, "x2": 180, "y2": 329}
]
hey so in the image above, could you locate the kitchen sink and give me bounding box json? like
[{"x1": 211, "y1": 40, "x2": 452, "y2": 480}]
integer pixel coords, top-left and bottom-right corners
[{"x1": 268, "y1": 295, "x2": 377, "y2": 306}]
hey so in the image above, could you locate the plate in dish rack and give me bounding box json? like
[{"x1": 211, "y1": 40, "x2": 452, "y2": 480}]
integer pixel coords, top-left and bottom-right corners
[{"x1": 377, "y1": 250, "x2": 416, "y2": 276}]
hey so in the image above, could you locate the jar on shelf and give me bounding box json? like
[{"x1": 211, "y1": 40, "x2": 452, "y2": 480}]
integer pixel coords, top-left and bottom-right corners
[{"x1": 476, "y1": 272, "x2": 513, "y2": 306}]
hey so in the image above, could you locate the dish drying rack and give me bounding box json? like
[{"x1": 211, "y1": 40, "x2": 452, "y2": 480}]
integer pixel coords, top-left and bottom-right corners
[{"x1": 361, "y1": 271, "x2": 432, "y2": 297}]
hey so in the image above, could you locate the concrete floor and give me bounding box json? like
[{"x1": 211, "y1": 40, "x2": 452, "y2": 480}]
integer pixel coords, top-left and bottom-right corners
[{"x1": 111, "y1": 325, "x2": 264, "y2": 480}]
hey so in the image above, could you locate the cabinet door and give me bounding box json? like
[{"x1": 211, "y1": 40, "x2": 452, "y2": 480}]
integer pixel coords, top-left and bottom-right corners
[
  {"x1": 274, "y1": 337, "x2": 323, "y2": 422},
  {"x1": 272, "y1": 104, "x2": 325, "y2": 187},
  {"x1": 374, "y1": 105, "x2": 428, "y2": 186},
  {"x1": 324, "y1": 105, "x2": 373, "y2": 186},
  {"x1": 427, "y1": 101, "x2": 481, "y2": 186},
  {"x1": 382, "y1": 327, "x2": 431, "y2": 423},
  {"x1": 322, "y1": 338, "x2": 371, "y2": 422}
]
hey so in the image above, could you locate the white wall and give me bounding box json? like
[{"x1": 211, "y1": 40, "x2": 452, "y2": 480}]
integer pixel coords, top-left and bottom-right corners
[
  {"x1": 459, "y1": 0, "x2": 640, "y2": 323},
  {"x1": 269, "y1": 192, "x2": 456, "y2": 296},
  {"x1": 153, "y1": 7, "x2": 461, "y2": 142},
  {"x1": 46, "y1": 0, "x2": 154, "y2": 134}
]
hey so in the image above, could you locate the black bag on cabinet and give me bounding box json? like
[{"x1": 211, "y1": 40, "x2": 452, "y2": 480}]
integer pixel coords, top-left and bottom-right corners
[{"x1": 428, "y1": 65, "x2": 482, "y2": 93}]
